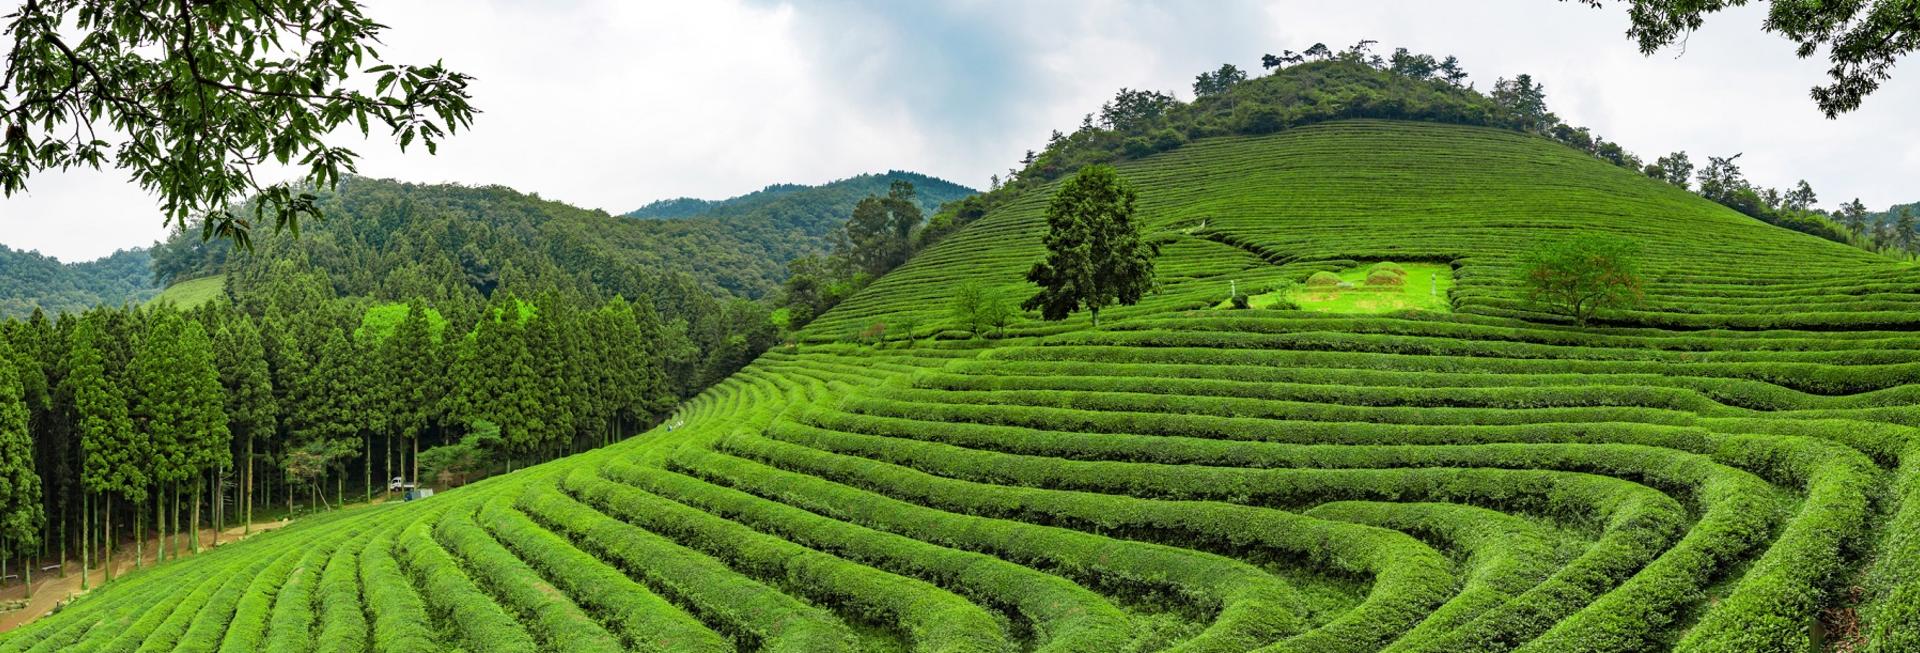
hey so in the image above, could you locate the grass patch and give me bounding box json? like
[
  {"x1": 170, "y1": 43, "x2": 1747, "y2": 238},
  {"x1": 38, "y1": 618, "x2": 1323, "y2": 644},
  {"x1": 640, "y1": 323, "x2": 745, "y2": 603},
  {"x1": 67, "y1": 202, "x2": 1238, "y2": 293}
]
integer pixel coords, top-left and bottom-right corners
[
  {"x1": 148, "y1": 274, "x2": 226, "y2": 309},
  {"x1": 1223, "y1": 262, "x2": 1452, "y2": 313}
]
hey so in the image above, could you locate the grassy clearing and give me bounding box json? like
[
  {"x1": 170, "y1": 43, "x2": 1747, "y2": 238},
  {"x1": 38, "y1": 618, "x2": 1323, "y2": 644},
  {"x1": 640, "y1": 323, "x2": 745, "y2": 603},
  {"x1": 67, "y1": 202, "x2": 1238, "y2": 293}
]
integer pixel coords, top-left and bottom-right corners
[
  {"x1": 1220, "y1": 262, "x2": 1454, "y2": 313},
  {"x1": 147, "y1": 274, "x2": 225, "y2": 309}
]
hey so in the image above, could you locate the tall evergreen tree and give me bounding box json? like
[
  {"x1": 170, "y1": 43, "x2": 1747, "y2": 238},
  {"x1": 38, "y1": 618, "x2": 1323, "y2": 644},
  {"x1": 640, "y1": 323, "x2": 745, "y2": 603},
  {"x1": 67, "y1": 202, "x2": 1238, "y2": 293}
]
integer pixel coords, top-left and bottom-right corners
[
  {"x1": 68, "y1": 314, "x2": 143, "y2": 581},
  {"x1": 213, "y1": 316, "x2": 272, "y2": 536},
  {"x1": 381, "y1": 300, "x2": 443, "y2": 487},
  {"x1": 0, "y1": 338, "x2": 46, "y2": 594}
]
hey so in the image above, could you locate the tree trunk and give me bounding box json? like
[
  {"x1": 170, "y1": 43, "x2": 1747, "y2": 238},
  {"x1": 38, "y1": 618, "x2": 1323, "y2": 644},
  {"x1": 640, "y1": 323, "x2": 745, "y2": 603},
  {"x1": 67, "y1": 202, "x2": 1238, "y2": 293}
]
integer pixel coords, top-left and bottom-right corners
[
  {"x1": 245, "y1": 437, "x2": 253, "y2": 536},
  {"x1": 81, "y1": 492, "x2": 90, "y2": 590},
  {"x1": 212, "y1": 467, "x2": 221, "y2": 547},
  {"x1": 153, "y1": 490, "x2": 164, "y2": 564},
  {"x1": 365, "y1": 432, "x2": 372, "y2": 503},
  {"x1": 411, "y1": 434, "x2": 419, "y2": 487},
  {"x1": 191, "y1": 473, "x2": 203, "y2": 554},
  {"x1": 58, "y1": 497, "x2": 67, "y2": 578},
  {"x1": 105, "y1": 494, "x2": 115, "y2": 582}
]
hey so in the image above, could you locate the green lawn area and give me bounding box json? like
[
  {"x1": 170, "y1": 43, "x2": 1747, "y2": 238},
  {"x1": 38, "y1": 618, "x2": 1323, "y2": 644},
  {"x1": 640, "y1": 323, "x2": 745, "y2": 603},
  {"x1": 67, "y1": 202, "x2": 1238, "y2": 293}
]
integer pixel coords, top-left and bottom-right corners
[
  {"x1": 148, "y1": 274, "x2": 226, "y2": 309},
  {"x1": 1227, "y1": 262, "x2": 1453, "y2": 313}
]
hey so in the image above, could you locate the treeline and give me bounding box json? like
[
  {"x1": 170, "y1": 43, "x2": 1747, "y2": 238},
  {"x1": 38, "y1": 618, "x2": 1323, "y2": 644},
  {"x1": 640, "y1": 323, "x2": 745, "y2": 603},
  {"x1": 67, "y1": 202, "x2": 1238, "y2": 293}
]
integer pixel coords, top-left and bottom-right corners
[
  {"x1": 150, "y1": 174, "x2": 970, "y2": 302},
  {"x1": 0, "y1": 276, "x2": 709, "y2": 588},
  {"x1": 0, "y1": 246, "x2": 156, "y2": 319}
]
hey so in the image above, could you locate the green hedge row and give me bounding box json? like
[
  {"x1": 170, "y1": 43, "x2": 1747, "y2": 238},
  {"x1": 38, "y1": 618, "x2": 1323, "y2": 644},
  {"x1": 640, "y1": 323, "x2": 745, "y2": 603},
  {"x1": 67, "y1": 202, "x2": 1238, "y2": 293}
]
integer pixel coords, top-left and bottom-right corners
[
  {"x1": 359, "y1": 530, "x2": 442, "y2": 653},
  {"x1": 1303, "y1": 501, "x2": 1565, "y2": 651},
  {"x1": 561, "y1": 467, "x2": 1010, "y2": 653},
  {"x1": 738, "y1": 425, "x2": 1785, "y2": 652},
  {"x1": 1106, "y1": 313, "x2": 1920, "y2": 352},
  {"x1": 514, "y1": 484, "x2": 860, "y2": 653},
  {"x1": 992, "y1": 344, "x2": 1920, "y2": 395},
  {"x1": 472, "y1": 494, "x2": 732, "y2": 653},
  {"x1": 913, "y1": 371, "x2": 1742, "y2": 414},
  {"x1": 662, "y1": 445, "x2": 1310, "y2": 653},
  {"x1": 1038, "y1": 328, "x2": 1920, "y2": 367},
  {"x1": 594, "y1": 457, "x2": 1134, "y2": 653},
  {"x1": 944, "y1": 359, "x2": 1920, "y2": 412},
  {"x1": 395, "y1": 519, "x2": 536, "y2": 653},
  {"x1": 695, "y1": 434, "x2": 1463, "y2": 653},
  {"x1": 433, "y1": 505, "x2": 625, "y2": 653},
  {"x1": 313, "y1": 537, "x2": 370, "y2": 653}
]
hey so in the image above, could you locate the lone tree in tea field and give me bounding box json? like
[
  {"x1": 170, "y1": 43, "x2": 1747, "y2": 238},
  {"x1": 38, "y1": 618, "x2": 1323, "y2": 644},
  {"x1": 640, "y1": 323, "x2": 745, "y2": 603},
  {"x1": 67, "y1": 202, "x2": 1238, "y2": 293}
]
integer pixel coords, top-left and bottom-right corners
[
  {"x1": 1024, "y1": 164, "x2": 1157, "y2": 327},
  {"x1": 1522, "y1": 234, "x2": 1644, "y2": 325}
]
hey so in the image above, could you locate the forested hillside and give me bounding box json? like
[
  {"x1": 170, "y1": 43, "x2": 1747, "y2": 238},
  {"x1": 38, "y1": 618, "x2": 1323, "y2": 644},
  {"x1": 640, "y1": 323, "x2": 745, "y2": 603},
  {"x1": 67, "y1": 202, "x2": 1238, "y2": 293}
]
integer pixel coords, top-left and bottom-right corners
[
  {"x1": 149, "y1": 172, "x2": 971, "y2": 301},
  {"x1": 0, "y1": 247, "x2": 156, "y2": 318},
  {"x1": 614, "y1": 172, "x2": 974, "y2": 295}
]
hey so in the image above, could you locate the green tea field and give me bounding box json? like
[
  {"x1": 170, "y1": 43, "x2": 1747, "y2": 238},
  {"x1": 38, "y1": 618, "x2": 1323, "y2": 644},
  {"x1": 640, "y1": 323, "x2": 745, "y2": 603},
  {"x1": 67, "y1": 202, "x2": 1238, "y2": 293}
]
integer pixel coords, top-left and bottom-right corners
[{"x1": 8, "y1": 120, "x2": 1919, "y2": 653}]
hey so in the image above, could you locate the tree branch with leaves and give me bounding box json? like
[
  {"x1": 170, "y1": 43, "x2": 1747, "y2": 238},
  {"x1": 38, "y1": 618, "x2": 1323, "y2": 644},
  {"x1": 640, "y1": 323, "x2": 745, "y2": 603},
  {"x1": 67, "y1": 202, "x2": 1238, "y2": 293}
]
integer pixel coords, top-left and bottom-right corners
[{"x1": 1, "y1": 0, "x2": 477, "y2": 248}]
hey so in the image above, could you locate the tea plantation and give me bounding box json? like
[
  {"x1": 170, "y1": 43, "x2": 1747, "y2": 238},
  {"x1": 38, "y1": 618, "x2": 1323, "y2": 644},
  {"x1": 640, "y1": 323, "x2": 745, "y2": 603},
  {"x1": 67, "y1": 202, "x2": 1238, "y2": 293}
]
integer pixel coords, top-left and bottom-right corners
[{"x1": 8, "y1": 120, "x2": 1919, "y2": 652}]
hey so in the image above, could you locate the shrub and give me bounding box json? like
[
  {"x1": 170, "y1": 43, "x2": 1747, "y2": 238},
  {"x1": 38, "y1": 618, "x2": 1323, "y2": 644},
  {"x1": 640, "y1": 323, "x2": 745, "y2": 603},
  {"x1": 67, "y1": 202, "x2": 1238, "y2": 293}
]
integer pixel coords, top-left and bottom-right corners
[
  {"x1": 1366, "y1": 269, "x2": 1406, "y2": 287},
  {"x1": 1306, "y1": 271, "x2": 1343, "y2": 287},
  {"x1": 1368, "y1": 261, "x2": 1407, "y2": 277},
  {"x1": 1230, "y1": 293, "x2": 1251, "y2": 309}
]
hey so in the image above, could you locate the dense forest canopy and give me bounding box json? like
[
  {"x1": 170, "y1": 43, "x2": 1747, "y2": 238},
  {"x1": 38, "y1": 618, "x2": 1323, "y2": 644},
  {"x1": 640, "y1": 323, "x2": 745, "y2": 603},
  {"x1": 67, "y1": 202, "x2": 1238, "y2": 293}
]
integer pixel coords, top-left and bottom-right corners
[
  {"x1": 150, "y1": 172, "x2": 972, "y2": 301},
  {"x1": 0, "y1": 247, "x2": 157, "y2": 318}
]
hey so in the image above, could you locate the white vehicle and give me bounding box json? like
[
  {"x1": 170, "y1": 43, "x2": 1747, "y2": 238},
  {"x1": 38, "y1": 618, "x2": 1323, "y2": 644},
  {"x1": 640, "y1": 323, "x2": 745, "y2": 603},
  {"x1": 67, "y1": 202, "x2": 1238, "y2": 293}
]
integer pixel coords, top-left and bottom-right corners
[{"x1": 387, "y1": 476, "x2": 417, "y2": 492}]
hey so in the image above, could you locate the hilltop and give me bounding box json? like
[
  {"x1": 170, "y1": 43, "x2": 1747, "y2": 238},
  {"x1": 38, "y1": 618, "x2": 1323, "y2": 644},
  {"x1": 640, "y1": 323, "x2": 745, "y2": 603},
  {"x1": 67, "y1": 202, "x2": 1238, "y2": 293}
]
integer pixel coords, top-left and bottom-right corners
[{"x1": 10, "y1": 115, "x2": 1918, "y2": 653}]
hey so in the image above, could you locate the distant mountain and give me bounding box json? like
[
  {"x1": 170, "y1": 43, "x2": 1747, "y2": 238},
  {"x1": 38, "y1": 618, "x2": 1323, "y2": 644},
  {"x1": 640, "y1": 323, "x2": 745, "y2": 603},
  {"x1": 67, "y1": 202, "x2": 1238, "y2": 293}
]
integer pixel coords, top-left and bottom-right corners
[
  {"x1": 624, "y1": 173, "x2": 969, "y2": 225},
  {"x1": 609, "y1": 171, "x2": 975, "y2": 295},
  {"x1": 0, "y1": 245, "x2": 158, "y2": 318}
]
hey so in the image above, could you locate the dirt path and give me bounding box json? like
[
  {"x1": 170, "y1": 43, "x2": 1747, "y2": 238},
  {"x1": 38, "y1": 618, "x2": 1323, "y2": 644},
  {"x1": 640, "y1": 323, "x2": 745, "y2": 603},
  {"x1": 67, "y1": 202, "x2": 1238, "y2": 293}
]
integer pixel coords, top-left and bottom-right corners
[{"x1": 0, "y1": 518, "x2": 292, "y2": 633}]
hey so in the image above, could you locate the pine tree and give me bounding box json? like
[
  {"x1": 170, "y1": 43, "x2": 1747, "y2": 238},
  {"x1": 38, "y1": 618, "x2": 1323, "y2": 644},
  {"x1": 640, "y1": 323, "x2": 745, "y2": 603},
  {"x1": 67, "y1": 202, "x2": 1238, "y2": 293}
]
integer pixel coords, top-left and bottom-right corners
[
  {"x1": 131, "y1": 308, "x2": 227, "y2": 558},
  {"x1": 65, "y1": 316, "x2": 137, "y2": 585},
  {"x1": 176, "y1": 321, "x2": 228, "y2": 553},
  {"x1": 213, "y1": 315, "x2": 272, "y2": 536},
  {"x1": 0, "y1": 338, "x2": 47, "y2": 595},
  {"x1": 294, "y1": 329, "x2": 361, "y2": 508},
  {"x1": 381, "y1": 300, "x2": 443, "y2": 487}
]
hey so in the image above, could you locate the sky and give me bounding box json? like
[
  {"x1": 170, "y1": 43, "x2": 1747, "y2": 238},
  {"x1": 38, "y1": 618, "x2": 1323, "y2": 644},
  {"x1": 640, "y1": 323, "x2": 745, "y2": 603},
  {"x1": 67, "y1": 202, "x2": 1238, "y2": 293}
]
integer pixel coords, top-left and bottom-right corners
[{"x1": 2, "y1": 0, "x2": 1916, "y2": 262}]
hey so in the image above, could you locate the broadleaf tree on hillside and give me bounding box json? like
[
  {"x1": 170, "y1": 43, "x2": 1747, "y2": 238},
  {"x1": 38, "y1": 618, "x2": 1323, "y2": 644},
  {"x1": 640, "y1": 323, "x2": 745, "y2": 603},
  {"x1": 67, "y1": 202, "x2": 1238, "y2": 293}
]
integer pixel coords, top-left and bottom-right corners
[
  {"x1": 0, "y1": 0, "x2": 477, "y2": 246},
  {"x1": 1521, "y1": 234, "x2": 1645, "y2": 326},
  {"x1": 1024, "y1": 165, "x2": 1158, "y2": 328},
  {"x1": 842, "y1": 181, "x2": 927, "y2": 278}
]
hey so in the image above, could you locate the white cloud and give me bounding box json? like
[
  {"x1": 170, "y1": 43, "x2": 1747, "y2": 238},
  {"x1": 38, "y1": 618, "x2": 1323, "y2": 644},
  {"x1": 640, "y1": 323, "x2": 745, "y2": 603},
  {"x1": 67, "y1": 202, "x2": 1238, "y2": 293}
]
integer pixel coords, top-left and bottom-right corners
[{"x1": 2, "y1": 0, "x2": 1914, "y2": 261}]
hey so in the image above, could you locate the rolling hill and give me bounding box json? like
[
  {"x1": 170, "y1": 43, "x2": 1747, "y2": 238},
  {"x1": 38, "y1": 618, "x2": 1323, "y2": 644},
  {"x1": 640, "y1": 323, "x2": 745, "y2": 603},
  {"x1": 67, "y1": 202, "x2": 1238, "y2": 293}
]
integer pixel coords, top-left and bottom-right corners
[
  {"x1": 0, "y1": 245, "x2": 156, "y2": 318},
  {"x1": 6, "y1": 119, "x2": 1918, "y2": 653}
]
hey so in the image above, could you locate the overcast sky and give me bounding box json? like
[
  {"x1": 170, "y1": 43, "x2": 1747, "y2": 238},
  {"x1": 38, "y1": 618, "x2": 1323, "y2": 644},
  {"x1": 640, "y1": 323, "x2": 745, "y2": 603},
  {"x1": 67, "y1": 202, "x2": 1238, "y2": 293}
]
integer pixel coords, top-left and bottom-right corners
[{"x1": 3, "y1": 0, "x2": 1916, "y2": 262}]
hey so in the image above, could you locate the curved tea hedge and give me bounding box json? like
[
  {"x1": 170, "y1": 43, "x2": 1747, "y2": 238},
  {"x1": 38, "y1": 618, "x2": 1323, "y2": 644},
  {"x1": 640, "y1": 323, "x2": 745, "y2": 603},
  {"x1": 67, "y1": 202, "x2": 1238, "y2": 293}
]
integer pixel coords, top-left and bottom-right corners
[{"x1": 7, "y1": 120, "x2": 1919, "y2": 652}]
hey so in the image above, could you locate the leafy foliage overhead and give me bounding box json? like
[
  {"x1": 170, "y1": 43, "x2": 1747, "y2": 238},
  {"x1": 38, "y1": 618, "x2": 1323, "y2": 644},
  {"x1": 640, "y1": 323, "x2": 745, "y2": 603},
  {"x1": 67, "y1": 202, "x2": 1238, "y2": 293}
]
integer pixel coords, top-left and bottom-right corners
[
  {"x1": 0, "y1": 245, "x2": 155, "y2": 318},
  {"x1": 0, "y1": 0, "x2": 477, "y2": 246}
]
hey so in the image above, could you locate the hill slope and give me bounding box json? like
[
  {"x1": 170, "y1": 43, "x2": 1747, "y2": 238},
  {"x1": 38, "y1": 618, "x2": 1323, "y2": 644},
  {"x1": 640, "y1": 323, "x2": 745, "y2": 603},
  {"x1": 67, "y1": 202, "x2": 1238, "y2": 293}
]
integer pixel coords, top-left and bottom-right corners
[
  {"x1": 9, "y1": 120, "x2": 1920, "y2": 653},
  {"x1": 0, "y1": 245, "x2": 156, "y2": 317}
]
